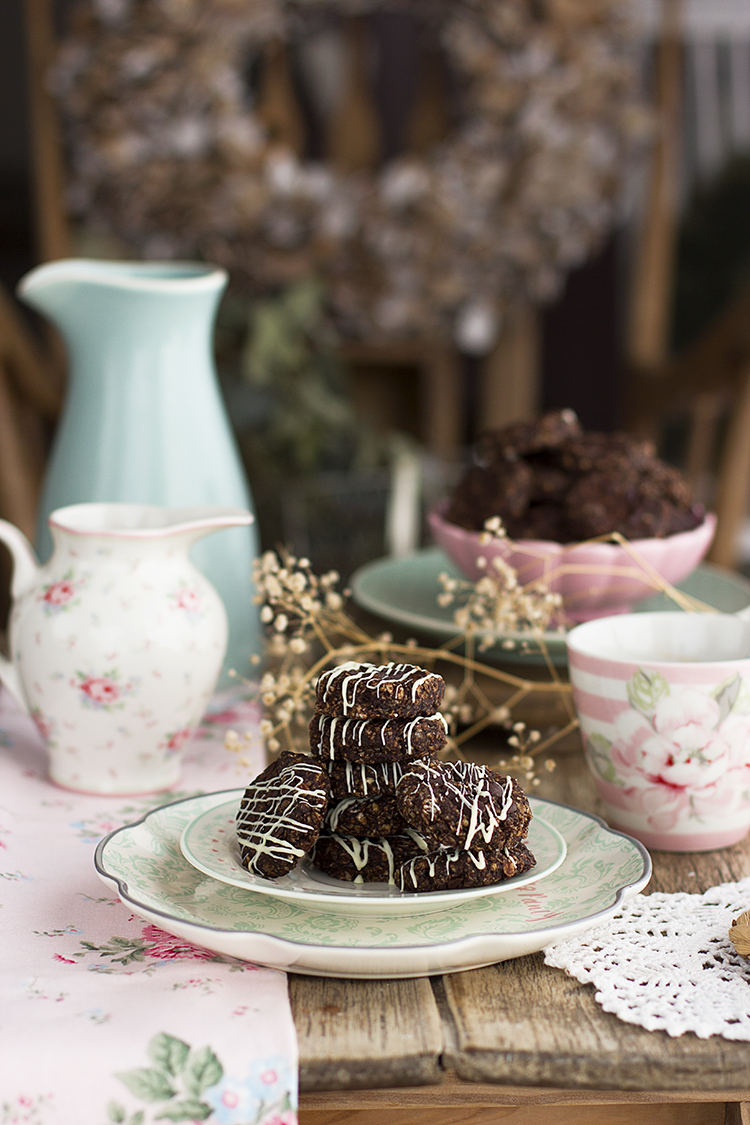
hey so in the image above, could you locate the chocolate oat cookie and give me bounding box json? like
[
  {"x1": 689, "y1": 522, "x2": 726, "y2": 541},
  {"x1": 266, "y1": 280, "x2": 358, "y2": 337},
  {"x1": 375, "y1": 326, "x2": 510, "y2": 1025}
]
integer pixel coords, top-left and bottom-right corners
[
  {"x1": 325, "y1": 758, "x2": 415, "y2": 800},
  {"x1": 315, "y1": 661, "x2": 445, "y2": 720},
  {"x1": 310, "y1": 832, "x2": 425, "y2": 884},
  {"x1": 473, "y1": 408, "x2": 581, "y2": 465},
  {"x1": 444, "y1": 410, "x2": 702, "y2": 545},
  {"x1": 324, "y1": 793, "x2": 406, "y2": 838},
  {"x1": 397, "y1": 839, "x2": 536, "y2": 893},
  {"x1": 309, "y1": 711, "x2": 447, "y2": 763},
  {"x1": 396, "y1": 759, "x2": 531, "y2": 851},
  {"x1": 564, "y1": 465, "x2": 703, "y2": 541},
  {"x1": 445, "y1": 459, "x2": 533, "y2": 531},
  {"x1": 236, "y1": 751, "x2": 330, "y2": 879}
]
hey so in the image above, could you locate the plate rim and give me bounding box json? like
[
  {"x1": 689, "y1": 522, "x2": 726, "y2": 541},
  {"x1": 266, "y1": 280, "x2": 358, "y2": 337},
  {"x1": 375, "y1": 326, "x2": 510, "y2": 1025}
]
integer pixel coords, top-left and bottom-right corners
[
  {"x1": 94, "y1": 788, "x2": 652, "y2": 957},
  {"x1": 178, "y1": 794, "x2": 568, "y2": 909},
  {"x1": 350, "y1": 551, "x2": 750, "y2": 650}
]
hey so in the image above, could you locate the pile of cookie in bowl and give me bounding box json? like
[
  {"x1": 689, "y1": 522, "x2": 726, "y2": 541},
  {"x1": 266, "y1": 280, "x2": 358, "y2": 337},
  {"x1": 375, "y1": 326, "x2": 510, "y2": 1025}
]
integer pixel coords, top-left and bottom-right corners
[{"x1": 236, "y1": 661, "x2": 535, "y2": 894}]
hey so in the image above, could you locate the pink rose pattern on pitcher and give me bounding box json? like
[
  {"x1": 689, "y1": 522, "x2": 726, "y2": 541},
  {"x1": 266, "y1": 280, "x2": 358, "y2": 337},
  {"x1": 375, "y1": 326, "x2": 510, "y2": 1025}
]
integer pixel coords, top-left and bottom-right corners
[
  {"x1": 39, "y1": 568, "x2": 89, "y2": 615},
  {"x1": 169, "y1": 581, "x2": 205, "y2": 622},
  {"x1": 74, "y1": 669, "x2": 137, "y2": 712},
  {"x1": 585, "y1": 669, "x2": 750, "y2": 833}
]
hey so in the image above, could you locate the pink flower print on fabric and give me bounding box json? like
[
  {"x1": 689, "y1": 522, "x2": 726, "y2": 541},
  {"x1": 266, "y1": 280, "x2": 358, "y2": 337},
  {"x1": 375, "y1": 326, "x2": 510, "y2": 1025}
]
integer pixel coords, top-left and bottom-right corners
[
  {"x1": 606, "y1": 670, "x2": 750, "y2": 831},
  {"x1": 74, "y1": 669, "x2": 135, "y2": 712},
  {"x1": 141, "y1": 923, "x2": 218, "y2": 962},
  {"x1": 204, "y1": 1056, "x2": 296, "y2": 1125}
]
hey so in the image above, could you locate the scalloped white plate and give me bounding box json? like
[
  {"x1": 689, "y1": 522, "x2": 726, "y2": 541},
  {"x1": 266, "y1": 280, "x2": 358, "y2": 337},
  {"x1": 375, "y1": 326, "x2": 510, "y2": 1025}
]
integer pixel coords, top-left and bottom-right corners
[
  {"x1": 94, "y1": 790, "x2": 651, "y2": 978},
  {"x1": 179, "y1": 796, "x2": 567, "y2": 916}
]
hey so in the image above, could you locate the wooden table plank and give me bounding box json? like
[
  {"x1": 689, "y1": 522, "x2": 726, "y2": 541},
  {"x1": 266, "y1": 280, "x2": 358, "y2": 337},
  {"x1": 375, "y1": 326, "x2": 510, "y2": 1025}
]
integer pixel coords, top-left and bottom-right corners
[
  {"x1": 299, "y1": 1102, "x2": 724, "y2": 1125},
  {"x1": 440, "y1": 954, "x2": 750, "y2": 1090},
  {"x1": 289, "y1": 975, "x2": 444, "y2": 1091},
  {"x1": 299, "y1": 1077, "x2": 741, "y2": 1124}
]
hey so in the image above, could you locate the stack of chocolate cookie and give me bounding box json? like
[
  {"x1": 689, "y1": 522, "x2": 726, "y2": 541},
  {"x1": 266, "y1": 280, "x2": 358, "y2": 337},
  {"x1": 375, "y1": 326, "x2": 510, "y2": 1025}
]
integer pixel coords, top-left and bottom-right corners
[
  {"x1": 235, "y1": 660, "x2": 537, "y2": 894},
  {"x1": 308, "y1": 661, "x2": 448, "y2": 884}
]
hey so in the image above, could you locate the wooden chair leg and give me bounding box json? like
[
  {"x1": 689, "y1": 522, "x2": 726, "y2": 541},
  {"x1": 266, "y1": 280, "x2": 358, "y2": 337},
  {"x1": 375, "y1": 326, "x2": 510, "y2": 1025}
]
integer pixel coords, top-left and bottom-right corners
[
  {"x1": 0, "y1": 362, "x2": 43, "y2": 540},
  {"x1": 23, "y1": 0, "x2": 73, "y2": 263},
  {"x1": 725, "y1": 1102, "x2": 750, "y2": 1125},
  {"x1": 684, "y1": 389, "x2": 724, "y2": 502},
  {"x1": 479, "y1": 306, "x2": 541, "y2": 430},
  {"x1": 707, "y1": 361, "x2": 750, "y2": 569},
  {"x1": 0, "y1": 284, "x2": 62, "y2": 417}
]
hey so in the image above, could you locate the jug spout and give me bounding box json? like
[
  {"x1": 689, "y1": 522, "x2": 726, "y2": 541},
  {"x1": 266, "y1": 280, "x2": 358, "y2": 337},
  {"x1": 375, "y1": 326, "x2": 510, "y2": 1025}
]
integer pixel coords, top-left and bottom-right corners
[
  {"x1": 18, "y1": 258, "x2": 228, "y2": 347},
  {"x1": 46, "y1": 502, "x2": 254, "y2": 547}
]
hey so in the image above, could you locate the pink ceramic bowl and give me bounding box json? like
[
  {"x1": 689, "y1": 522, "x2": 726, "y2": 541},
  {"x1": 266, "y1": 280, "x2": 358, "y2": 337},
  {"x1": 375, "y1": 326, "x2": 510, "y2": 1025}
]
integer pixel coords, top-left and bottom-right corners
[{"x1": 427, "y1": 500, "x2": 717, "y2": 622}]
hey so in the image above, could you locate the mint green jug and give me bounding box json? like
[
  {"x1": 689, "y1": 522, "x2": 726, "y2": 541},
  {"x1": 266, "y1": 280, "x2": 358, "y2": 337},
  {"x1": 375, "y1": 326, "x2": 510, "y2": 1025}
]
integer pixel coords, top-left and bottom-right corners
[{"x1": 18, "y1": 259, "x2": 260, "y2": 682}]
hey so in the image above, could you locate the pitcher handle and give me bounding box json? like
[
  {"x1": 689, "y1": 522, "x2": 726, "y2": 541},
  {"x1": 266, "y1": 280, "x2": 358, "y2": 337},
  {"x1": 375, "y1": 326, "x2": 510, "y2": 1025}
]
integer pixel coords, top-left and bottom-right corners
[{"x1": 0, "y1": 519, "x2": 40, "y2": 712}]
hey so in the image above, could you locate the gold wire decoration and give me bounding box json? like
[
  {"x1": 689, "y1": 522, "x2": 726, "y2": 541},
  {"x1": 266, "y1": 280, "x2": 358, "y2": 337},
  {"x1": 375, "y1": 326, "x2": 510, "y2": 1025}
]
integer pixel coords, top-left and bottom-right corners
[{"x1": 225, "y1": 519, "x2": 709, "y2": 785}]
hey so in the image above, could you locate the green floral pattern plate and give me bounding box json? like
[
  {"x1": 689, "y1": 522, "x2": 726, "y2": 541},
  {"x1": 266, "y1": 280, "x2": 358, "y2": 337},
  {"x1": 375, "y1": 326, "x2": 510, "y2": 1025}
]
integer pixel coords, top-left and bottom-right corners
[
  {"x1": 179, "y1": 797, "x2": 567, "y2": 916},
  {"x1": 95, "y1": 791, "x2": 651, "y2": 978}
]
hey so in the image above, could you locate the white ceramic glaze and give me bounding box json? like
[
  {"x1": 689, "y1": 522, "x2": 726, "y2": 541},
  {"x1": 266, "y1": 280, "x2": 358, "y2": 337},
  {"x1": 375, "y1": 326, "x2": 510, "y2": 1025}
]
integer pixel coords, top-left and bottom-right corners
[
  {"x1": 567, "y1": 611, "x2": 750, "y2": 851},
  {"x1": 0, "y1": 502, "x2": 254, "y2": 795}
]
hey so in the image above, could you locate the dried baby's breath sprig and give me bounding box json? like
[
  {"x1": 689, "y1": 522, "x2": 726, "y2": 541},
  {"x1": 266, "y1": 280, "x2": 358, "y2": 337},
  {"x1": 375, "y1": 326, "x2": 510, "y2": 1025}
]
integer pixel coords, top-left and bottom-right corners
[
  {"x1": 437, "y1": 518, "x2": 563, "y2": 652},
  {"x1": 236, "y1": 542, "x2": 580, "y2": 784},
  {"x1": 223, "y1": 726, "x2": 264, "y2": 773}
]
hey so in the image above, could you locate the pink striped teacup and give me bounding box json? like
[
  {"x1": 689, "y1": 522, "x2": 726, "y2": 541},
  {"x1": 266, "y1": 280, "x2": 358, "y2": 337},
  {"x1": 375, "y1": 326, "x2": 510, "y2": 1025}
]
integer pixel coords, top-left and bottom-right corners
[{"x1": 567, "y1": 611, "x2": 750, "y2": 851}]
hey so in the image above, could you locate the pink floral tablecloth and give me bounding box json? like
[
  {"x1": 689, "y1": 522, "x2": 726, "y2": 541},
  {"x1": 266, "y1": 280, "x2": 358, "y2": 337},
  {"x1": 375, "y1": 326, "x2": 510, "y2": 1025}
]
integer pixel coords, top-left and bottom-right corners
[{"x1": 0, "y1": 686, "x2": 298, "y2": 1125}]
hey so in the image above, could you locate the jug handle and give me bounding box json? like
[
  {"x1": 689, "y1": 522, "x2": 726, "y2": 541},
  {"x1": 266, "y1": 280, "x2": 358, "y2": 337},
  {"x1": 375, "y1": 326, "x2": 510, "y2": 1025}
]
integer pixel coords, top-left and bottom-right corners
[{"x1": 0, "y1": 519, "x2": 40, "y2": 711}]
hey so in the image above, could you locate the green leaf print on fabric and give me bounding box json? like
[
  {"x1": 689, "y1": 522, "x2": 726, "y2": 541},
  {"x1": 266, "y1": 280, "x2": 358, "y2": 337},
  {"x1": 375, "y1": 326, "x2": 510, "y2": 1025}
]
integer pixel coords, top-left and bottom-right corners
[
  {"x1": 148, "y1": 1034, "x2": 190, "y2": 1079},
  {"x1": 116, "y1": 1070, "x2": 176, "y2": 1103},
  {"x1": 183, "y1": 1047, "x2": 223, "y2": 1099},
  {"x1": 107, "y1": 1102, "x2": 144, "y2": 1125},
  {"x1": 114, "y1": 1034, "x2": 223, "y2": 1124}
]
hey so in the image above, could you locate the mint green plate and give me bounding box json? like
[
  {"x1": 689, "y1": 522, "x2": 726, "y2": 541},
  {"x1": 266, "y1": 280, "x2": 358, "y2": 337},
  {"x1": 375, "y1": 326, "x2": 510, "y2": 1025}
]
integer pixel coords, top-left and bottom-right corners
[
  {"x1": 179, "y1": 796, "x2": 566, "y2": 916},
  {"x1": 95, "y1": 790, "x2": 650, "y2": 978},
  {"x1": 351, "y1": 551, "x2": 750, "y2": 666}
]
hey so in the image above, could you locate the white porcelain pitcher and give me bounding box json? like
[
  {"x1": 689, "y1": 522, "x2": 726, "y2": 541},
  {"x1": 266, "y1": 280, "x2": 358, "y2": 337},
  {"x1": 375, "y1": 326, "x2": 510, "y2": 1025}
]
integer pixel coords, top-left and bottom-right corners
[{"x1": 0, "y1": 502, "x2": 254, "y2": 795}]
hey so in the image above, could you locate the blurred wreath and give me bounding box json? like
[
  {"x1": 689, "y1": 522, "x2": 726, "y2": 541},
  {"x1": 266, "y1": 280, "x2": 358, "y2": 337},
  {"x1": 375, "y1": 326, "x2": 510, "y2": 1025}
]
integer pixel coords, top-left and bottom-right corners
[{"x1": 53, "y1": 0, "x2": 650, "y2": 346}]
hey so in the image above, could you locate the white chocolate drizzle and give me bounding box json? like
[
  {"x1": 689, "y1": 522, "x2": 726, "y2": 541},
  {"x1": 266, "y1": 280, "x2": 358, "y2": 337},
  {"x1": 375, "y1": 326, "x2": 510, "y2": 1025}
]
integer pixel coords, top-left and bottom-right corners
[
  {"x1": 236, "y1": 760, "x2": 328, "y2": 875},
  {"x1": 399, "y1": 845, "x2": 490, "y2": 891},
  {"x1": 321, "y1": 833, "x2": 399, "y2": 885},
  {"x1": 317, "y1": 661, "x2": 442, "y2": 716},
  {"x1": 398, "y1": 760, "x2": 516, "y2": 851},
  {"x1": 310, "y1": 711, "x2": 447, "y2": 760}
]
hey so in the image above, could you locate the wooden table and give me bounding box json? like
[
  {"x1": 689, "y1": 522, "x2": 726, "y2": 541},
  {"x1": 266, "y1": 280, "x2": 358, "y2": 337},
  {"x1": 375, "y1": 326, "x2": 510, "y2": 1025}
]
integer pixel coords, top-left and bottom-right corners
[{"x1": 289, "y1": 742, "x2": 750, "y2": 1125}]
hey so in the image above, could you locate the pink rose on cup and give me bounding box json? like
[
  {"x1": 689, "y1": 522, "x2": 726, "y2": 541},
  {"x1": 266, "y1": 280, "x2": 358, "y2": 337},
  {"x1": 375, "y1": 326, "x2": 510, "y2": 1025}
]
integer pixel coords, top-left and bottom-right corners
[{"x1": 607, "y1": 671, "x2": 750, "y2": 830}]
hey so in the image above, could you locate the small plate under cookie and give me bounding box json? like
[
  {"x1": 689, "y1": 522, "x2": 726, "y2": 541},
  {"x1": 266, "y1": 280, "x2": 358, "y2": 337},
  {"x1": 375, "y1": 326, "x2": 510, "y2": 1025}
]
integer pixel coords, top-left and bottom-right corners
[{"x1": 179, "y1": 792, "x2": 567, "y2": 916}]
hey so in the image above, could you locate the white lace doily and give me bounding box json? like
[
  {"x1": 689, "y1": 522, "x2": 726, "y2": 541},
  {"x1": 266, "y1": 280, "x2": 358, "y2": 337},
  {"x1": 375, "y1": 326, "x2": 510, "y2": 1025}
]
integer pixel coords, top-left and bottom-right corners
[{"x1": 544, "y1": 877, "x2": 750, "y2": 1039}]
